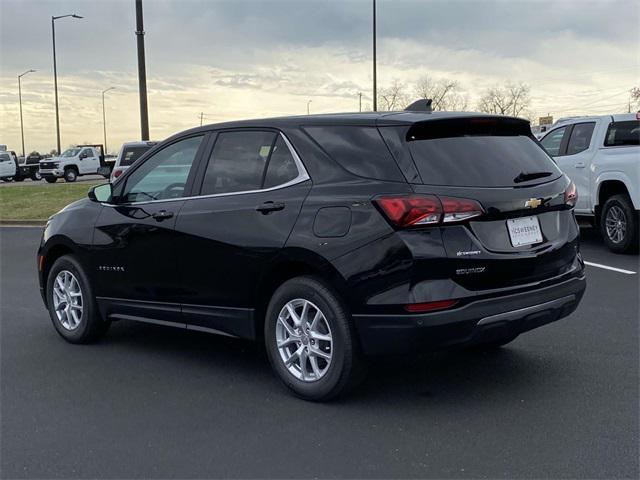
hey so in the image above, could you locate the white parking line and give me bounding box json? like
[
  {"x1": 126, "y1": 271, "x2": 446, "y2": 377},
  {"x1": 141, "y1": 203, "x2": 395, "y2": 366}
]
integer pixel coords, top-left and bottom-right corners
[{"x1": 584, "y1": 261, "x2": 637, "y2": 275}]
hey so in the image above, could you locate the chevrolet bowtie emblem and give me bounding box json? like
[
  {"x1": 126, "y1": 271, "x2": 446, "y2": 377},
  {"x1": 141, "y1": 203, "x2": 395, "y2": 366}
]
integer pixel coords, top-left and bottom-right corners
[{"x1": 525, "y1": 198, "x2": 542, "y2": 209}]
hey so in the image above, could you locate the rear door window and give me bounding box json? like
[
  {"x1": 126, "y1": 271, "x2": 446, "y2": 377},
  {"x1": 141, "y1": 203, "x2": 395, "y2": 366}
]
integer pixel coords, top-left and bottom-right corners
[
  {"x1": 304, "y1": 126, "x2": 404, "y2": 181},
  {"x1": 604, "y1": 120, "x2": 640, "y2": 146},
  {"x1": 406, "y1": 118, "x2": 562, "y2": 187},
  {"x1": 120, "y1": 146, "x2": 152, "y2": 166},
  {"x1": 565, "y1": 122, "x2": 596, "y2": 155},
  {"x1": 540, "y1": 126, "x2": 569, "y2": 156}
]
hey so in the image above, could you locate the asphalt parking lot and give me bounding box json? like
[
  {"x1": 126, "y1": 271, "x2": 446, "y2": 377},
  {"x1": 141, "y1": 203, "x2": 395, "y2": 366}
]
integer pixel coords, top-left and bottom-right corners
[
  {"x1": 1, "y1": 226, "x2": 638, "y2": 479},
  {"x1": 0, "y1": 174, "x2": 105, "y2": 187}
]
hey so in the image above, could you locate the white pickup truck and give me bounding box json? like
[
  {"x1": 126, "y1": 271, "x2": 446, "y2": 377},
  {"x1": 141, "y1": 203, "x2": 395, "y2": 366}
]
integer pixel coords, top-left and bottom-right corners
[
  {"x1": 540, "y1": 113, "x2": 640, "y2": 253},
  {"x1": 39, "y1": 144, "x2": 111, "y2": 183}
]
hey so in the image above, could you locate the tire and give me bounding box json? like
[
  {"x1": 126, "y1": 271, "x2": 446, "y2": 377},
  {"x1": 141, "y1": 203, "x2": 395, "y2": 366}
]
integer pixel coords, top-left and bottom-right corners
[
  {"x1": 14, "y1": 176, "x2": 24, "y2": 182},
  {"x1": 600, "y1": 194, "x2": 639, "y2": 254},
  {"x1": 264, "y1": 276, "x2": 366, "y2": 401},
  {"x1": 31, "y1": 171, "x2": 42, "y2": 181},
  {"x1": 1, "y1": 177, "x2": 13, "y2": 182},
  {"x1": 45, "y1": 255, "x2": 111, "y2": 343},
  {"x1": 44, "y1": 177, "x2": 57, "y2": 184},
  {"x1": 64, "y1": 168, "x2": 78, "y2": 182}
]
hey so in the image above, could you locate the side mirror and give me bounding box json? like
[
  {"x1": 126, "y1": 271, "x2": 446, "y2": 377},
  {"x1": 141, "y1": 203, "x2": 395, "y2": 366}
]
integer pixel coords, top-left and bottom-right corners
[{"x1": 88, "y1": 183, "x2": 112, "y2": 203}]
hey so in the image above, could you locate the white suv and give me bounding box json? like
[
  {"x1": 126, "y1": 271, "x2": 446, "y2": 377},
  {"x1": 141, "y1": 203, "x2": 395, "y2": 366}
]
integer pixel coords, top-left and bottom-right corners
[{"x1": 110, "y1": 141, "x2": 157, "y2": 182}]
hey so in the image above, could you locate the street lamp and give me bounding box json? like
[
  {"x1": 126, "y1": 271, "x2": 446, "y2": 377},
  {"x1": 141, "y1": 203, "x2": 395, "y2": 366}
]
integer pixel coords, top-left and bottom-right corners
[
  {"x1": 372, "y1": 0, "x2": 377, "y2": 112},
  {"x1": 51, "y1": 13, "x2": 83, "y2": 155},
  {"x1": 18, "y1": 69, "x2": 36, "y2": 159},
  {"x1": 102, "y1": 87, "x2": 116, "y2": 154},
  {"x1": 307, "y1": 99, "x2": 312, "y2": 115}
]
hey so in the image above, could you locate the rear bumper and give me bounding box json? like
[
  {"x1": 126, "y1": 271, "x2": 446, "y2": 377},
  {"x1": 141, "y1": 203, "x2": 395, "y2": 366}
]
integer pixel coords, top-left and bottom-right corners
[{"x1": 353, "y1": 273, "x2": 586, "y2": 355}]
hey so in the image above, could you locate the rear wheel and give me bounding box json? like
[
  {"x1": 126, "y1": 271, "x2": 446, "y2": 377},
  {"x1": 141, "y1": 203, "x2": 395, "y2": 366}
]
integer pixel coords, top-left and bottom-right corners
[
  {"x1": 31, "y1": 171, "x2": 42, "y2": 181},
  {"x1": 1, "y1": 177, "x2": 13, "y2": 182},
  {"x1": 64, "y1": 168, "x2": 78, "y2": 183},
  {"x1": 600, "y1": 194, "x2": 639, "y2": 253},
  {"x1": 44, "y1": 177, "x2": 57, "y2": 184},
  {"x1": 46, "y1": 255, "x2": 111, "y2": 343},
  {"x1": 264, "y1": 276, "x2": 365, "y2": 401}
]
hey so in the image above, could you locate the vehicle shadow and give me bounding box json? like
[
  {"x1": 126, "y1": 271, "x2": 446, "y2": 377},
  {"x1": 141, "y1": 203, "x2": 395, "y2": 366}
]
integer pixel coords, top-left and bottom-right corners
[{"x1": 101, "y1": 319, "x2": 567, "y2": 406}]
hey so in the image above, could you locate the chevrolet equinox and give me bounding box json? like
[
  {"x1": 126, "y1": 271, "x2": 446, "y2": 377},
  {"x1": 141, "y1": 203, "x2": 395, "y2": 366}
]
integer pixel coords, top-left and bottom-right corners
[{"x1": 38, "y1": 109, "x2": 587, "y2": 400}]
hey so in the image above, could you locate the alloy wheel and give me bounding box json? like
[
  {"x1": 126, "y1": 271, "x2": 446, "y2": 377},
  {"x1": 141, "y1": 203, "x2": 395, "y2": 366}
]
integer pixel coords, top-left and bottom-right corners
[
  {"x1": 275, "y1": 298, "x2": 333, "y2": 382},
  {"x1": 605, "y1": 205, "x2": 627, "y2": 244},
  {"x1": 52, "y1": 270, "x2": 84, "y2": 330}
]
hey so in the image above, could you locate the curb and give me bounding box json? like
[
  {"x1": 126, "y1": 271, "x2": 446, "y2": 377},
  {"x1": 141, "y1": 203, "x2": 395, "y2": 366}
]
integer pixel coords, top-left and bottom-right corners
[{"x1": 0, "y1": 219, "x2": 46, "y2": 227}]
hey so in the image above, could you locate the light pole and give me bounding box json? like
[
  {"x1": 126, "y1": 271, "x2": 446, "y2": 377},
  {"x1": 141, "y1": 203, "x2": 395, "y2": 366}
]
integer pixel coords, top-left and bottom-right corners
[
  {"x1": 358, "y1": 92, "x2": 363, "y2": 112},
  {"x1": 307, "y1": 99, "x2": 312, "y2": 115},
  {"x1": 135, "y1": 0, "x2": 150, "y2": 141},
  {"x1": 102, "y1": 87, "x2": 116, "y2": 154},
  {"x1": 18, "y1": 69, "x2": 36, "y2": 159},
  {"x1": 52, "y1": 13, "x2": 83, "y2": 155},
  {"x1": 372, "y1": 0, "x2": 377, "y2": 112}
]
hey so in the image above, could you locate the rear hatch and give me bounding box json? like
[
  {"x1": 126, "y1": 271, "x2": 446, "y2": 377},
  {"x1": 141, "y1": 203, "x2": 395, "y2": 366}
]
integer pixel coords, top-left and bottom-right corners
[{"x1": 380, "y1": 116, "x2": 580, "y2": 290}]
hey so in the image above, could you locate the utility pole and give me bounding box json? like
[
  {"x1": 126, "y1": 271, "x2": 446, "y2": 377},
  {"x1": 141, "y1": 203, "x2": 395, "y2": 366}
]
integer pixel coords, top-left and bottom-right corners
[
  {"x1": 200, "y1": 112, "x2": 204, "y2": 126},
  {"x1": 102, "y1": 87, "x2": 115, "y2": 154},
  {"x1": 372, "y1": 0, "x2": 377, "y2": 112},
  {"x1": 307, "y1": 99, "x2": 312, "y2": 115},
  {"x1": 51, "y1": 13, "x2": 82, "y2": 155},
  {"x1": 135, "y1": 0, "x2": 150, "y2": 140},
  {"x1": 18, "y1": 69, "x2": 36, "y2": 159},
  {"x1": 358, "y1": 92, "x2": 363, "y2": 112}
]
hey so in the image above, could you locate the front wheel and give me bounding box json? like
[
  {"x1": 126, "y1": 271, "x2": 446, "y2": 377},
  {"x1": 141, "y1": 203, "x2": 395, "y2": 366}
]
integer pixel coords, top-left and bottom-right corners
[
  {"x1": 264, "y1": 276, "x2": 365, "y2": 401},
  {"x1": 64, "y1": 168, "x2": 78, "y2": 182},
  {"x1": 46, "y1": 255, "x2": 111, "y2": 343},
  {"x1": 600, "y1": 194, "x2": 639, "y2": 254},
  {"x1": 31, "y1": 171, "x2": 42, "y2": 181}
]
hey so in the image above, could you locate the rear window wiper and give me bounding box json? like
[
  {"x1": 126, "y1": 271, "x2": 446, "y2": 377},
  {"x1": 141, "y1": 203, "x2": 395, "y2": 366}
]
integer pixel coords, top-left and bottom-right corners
[{"x1": 513, "y1": 171, "x2": 553, "y2": 183}]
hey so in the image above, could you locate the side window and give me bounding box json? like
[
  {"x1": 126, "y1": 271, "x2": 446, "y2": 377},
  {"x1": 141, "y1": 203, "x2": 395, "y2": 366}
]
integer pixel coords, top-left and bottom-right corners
[
  {"x1": 540, "y1": 126, "x2": 568, "y2": 156},
  {"x1": 80, "y1": 148, "x2": 93, "y2": 158},
  {"x1": 304, "y1": 126, "x2": 404, "y2": 181},
  {"x1": 566, "y1": 122, "x2": 595, "y2": 155},
  {"x1": 122, "y1": 135, "x2": 203, "y2": 203},
  {"x1": 263, "y1": 136, "x2": 299, "y2": 188},
  {"x1": 604, "y1": 120, "x2": 640, "y2": 147},
  {"x1": 201, "y1": 131, "x2": 276, "y2": 195}
]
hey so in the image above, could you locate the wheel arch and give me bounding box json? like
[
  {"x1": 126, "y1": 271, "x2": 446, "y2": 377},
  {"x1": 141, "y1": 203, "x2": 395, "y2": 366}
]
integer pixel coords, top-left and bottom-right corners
[
  {"x1": 39, "y1": 237, "x2": 79, "y2": 306},
  {"x1": 252, "y1": 248, "x2": 349, "y2": 340},
  {"x1": 596, "y1": 172, "x2": 638, "y2": 212}
]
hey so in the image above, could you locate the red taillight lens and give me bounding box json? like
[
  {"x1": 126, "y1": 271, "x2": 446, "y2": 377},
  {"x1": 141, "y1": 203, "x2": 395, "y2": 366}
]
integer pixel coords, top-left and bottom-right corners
[
  {"x1": 564, "y1": 181, "x2": 578, "y2": 207},
  {"x1": 404, "y1": 299, "x2": 459, "y2": 313},
  {"x1": 374, "y1": 195, "x2": 484, "y2": 227},
  {"x1": 113, "y1": 169, "x2": 123, "y2": 178},
  {"x1": 374, "y1": 195, "x2": 442, "y2": 227},
  {"x1": 440, "y1": 196, "x2": 485, "y2": 223}
]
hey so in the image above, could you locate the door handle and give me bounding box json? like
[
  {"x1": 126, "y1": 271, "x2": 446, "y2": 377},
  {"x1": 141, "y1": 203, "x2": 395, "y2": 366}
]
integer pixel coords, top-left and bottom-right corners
[
  {"x1": 256, "y1": 201, "x2": 285, "y2": 214},
  {"x1": 574, "y1": 162, "x2": 586, "y2": 168},
  {"x1": 152, "y1": 210, "x2": 174, "y2": 221}
]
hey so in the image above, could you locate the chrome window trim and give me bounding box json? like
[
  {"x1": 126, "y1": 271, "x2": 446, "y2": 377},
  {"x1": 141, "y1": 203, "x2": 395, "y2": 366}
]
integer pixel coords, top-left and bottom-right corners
[{"x1": 103, "y1": 132, "x2": 310, "y2": 207}]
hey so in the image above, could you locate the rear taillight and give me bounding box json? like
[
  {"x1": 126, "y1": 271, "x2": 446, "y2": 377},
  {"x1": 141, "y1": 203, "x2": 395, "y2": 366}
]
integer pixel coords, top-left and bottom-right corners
[
  {"x1": 374, "y1": 194, "x2": 484, "y2": 228},
  {"x1": 404, "y1": 299, "x2": 459, "y2": 313},
  {"x1": 564, "y1": 181, "x2": 578, "y2": 207},
  {"x1": 113, "y1": 169, "x2": 123, "y2": 178}
]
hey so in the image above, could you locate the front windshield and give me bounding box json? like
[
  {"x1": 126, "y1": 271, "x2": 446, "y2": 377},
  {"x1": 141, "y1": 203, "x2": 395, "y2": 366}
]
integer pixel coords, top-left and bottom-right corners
[{"x1": 61, "y1": 148, "x2": 81, "y2": 157}]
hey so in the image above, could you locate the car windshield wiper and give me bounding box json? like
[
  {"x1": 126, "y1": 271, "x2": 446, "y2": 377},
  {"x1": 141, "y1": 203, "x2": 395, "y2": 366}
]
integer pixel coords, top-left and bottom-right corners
[{"x1": 513, "y1": 171, "x2": 553, "y2": 183}]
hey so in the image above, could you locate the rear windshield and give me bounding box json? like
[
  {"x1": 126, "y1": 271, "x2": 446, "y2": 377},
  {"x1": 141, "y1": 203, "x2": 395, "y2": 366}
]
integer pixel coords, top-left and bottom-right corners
[
  {"x1": 119, "y1": 146, "x2": 151, "y2": 166},
  {"x1": 406, "y1": 119, "x2": 562, "y2": 187},
  {"x1": 604, "y1": 120, "x2": 640, "y2": 147}
]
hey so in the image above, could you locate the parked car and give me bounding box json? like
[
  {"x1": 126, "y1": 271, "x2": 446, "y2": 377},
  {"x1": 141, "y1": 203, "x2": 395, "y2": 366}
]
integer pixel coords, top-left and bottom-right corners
[
  {"x1": 540, "y1": 113, "x2": 640, "y2": 253},
  {"x1": 0, "y1": 151, "x2": 16, "y2": 181},
  {"x1": 39, "y1": 144, "x2": 109, "y2": 183},
  {"x1": 110, "y1": 141, "x2": 157, "y2": 182},
  {"x1": 38, "y1": 109, "x2": 586, "y2": 400}
]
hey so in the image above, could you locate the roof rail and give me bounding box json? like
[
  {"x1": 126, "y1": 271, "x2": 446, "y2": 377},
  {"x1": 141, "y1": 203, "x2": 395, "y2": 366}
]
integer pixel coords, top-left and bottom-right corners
[{"x1": 405, "y1": 99, "x2": 433, "y2": 112}]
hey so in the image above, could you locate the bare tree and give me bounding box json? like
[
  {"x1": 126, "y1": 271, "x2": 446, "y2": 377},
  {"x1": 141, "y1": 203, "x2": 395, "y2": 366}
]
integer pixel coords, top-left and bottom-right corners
[
  {"x1": 631, "y1": 87, "x2": 640, "y2": 108},
  {"x1": 477, "y1": 82, "x2": 531, "y2": 116},
  {"x1": 378, "y1": 79, "x2": 409, "y2": 111},
  {"x1": 414, "y1": 76, "x2": 467, "y2": 111}
]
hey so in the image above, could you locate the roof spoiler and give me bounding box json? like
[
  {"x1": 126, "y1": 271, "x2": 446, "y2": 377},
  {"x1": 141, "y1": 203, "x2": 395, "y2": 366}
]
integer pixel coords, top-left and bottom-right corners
[{"x1": 405, "y1": 99, "x2": 433, "y2": 113}]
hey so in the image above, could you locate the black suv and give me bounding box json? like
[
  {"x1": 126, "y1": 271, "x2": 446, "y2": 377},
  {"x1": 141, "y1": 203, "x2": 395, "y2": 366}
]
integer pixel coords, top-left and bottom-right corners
[{"x1": 38, "y1": 111, "x2": 586, "y2": 400}]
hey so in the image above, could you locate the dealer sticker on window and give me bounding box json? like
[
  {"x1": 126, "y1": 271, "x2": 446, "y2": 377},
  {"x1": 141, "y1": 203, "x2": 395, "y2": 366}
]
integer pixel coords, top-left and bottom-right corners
[{"x1": 507, "y1": 216, "x2": 543, "y2": 247}]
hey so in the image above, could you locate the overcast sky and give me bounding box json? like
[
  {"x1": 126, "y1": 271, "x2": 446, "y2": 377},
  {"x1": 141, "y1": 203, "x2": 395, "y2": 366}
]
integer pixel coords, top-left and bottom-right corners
[{"x1": 0, "y1": 0, "x2": 638, "y2": 154}]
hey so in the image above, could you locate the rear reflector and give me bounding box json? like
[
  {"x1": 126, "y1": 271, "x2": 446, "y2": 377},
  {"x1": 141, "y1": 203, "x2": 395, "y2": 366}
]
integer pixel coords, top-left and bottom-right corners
[
  {"x1": 404, "y1": 299, "x2": 459, "y2": 313},
  {"x1": 564, "y1": 181, "x2": 578, "y2": 207},
  {"x1": 38, "y1": 255, "x2": 44, "y2": 272},
  {"x1": 374, "y1": 194, "x2": 483, "y2": 228}
]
